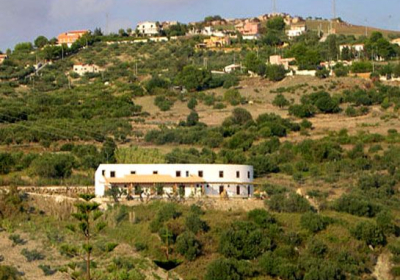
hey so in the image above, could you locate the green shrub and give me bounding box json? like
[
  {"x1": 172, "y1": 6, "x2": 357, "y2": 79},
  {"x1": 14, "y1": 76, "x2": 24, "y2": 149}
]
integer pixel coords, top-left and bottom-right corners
[
  {"x1": 300, "y1": 212, "x2": 331, "y2": 233},
  {"x1": 38, "y1": 264, "x2": 56, "y2": 276},
  {"x1": 219, "y1": 221, "x2": 274, "y2": 260},
  {"x1": 205, "y1": 258, "x2": 253, "y2": 280},
  {"x1": 332, "y1": 194, "x2": 381, "y2": 217},
  {"x1": 288, "y1": 104, "x2": 316, "y2": 118},
  {"x1": 187, "y1": 97, "x2": 198, "y2": 110},
  {"x1": 267, "y1": 193, "x2": 312, "y2": 213},
  {"x1": 154, "y1": 95, "x2": 174, "y2": 111},
  {"x1": 0, "y1": 265, "x2": 21, "y2": 280},
  {"x1": 351, "y1": 221, "x2": 386, "y2": 246},
  {"x1": 307, "y1": 238, "x2": 328, "y2": 257},
  {"x1": 21, "y1": 249, "x2": 45, "y2": 262},
  {"x1": 351, "y1": 61, "x2": 373, "y2": 73},
  {"x1": 224, "y1": 89, "x2": 243, "y2": 106},
  {"x1": 0, "y1": 153, "x2": 15, "y2": 175},
  {"x1": 315, "y1": 68, "x2": 330, "y2": 79},
  {"x1": 175, "y1": 231, "x2": 202, "y2": 261},
  {"x1": 30, "y1": 154, "x2": 75, "y2": 179},
  {"x1": 247, "y1": 209, "x2": 276, "y2": 228},
  {"x1": 300, "y1": 119, "x2": 313, "y2": 129},
  {"x1": 185, "y1": 214, "x2": 209, "y2": 234},
  {"x1": 149, "y1": 203, "x2": 181, "y2": 233},
  {"x1": 134, "y1": 242, "x2": 148, "y2": 252},
  {"x1": 222, "y1": 74, "x2": 240, "y2": 89},
  {"x1": 213, "y1": 102, "x2": 226, "y2": 110},
  {"x1": 8, "y1": 234, "x2": 25, "y2": 246},
  {"x1": 266, "y1": 65, "x2": 287, "y2": 81},
  {"x1": 59, "y1": 244, "x2": 79, "y2": 258}
]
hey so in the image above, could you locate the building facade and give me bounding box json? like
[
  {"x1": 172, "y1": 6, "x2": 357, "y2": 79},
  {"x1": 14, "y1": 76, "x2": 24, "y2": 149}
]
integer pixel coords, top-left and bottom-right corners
[
  {"x1": 0, "y1": 54, "x2": 8, "y2": 64},
  {"x1": 136, "y1": 22, "x2": 161, "y2": 36},
  {"x1": 286, "y1": 24, "x2": 307, "y2": 39},
  {"x1": 235, "y1": 22, "x2": 261, "y2": 40},
  {"x1": 57, "y1": 30, "x2": 89, "y2": 47},
  {"x1": 73, "y1": 64, "x2": 102, "y2": 76},
  {"x1": 270, "y1": 55, "x2": 296, "y2": 70},
  {"x1": 95, "y1": 164, "x2": 254, "y2": 198}
]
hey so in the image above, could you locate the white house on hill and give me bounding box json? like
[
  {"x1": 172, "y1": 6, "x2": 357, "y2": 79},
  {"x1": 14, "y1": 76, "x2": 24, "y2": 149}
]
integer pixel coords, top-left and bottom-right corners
[
  {"x1": 73, "y1": 64, "x2": 103, "y2": 76},
  {"x1": 95, "y1": 164, "x2": 254, "y2": 198},
  {"x1": 136, "y1": 21, "x2": 161, "y2": 36}
]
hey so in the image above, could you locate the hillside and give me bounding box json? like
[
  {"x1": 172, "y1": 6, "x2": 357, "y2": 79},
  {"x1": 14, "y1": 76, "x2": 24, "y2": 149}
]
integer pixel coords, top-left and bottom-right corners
[
  {"x1": 1, "y1": 21, "x2": 400, "y2": 279},
  {"x1": 306, "y1": 19, "x2": 400, "y2": 38}
]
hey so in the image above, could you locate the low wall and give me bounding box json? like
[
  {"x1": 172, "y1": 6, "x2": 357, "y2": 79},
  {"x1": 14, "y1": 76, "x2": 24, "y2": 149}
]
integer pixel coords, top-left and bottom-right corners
[
  {"x1": 96, "y1": 197, "x2": 266, "y2": 212},
  {"x1": 0, "y1": 186, "x2": 94, "y2": 198}
]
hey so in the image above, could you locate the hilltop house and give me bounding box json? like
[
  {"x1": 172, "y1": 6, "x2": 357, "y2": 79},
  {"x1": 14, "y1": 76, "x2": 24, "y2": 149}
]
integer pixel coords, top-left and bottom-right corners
[
  {"x1": 235, "y1": 22, "x2": 261, "y2": 40},
  {"x1": 391, "y1": 38, "x2": 400, "y2": 46},
  {"x1": 339, "y1": 44, "x2": 364, "y2": 53},
  {"x1": 95, "y1": 164, "x2": 254, "y2": 199},
  {"x1": 196, "y1": 36, "x2": 231, "y2": 49},
  {"x1": 58, "y1": 30, "x2": 89, "y2": 47},
  {"x1": 73, "y1": 64, "x2": 103, "y2": 76},
  {"x1": 270, "y1": 55, "x2": 295, "y2": 70},
  {"x1": 187, "y1": 26, "x2": 227, "y2": 37},
  {"x1": 0, "y1": 54, "x2": 8, "y2": 64},
  {"x1": 136, "y1": 21, "x2": 161, "y2": 36},
  {"x1": 286, "y1": 23, "x2": 307, "y2": 39}
]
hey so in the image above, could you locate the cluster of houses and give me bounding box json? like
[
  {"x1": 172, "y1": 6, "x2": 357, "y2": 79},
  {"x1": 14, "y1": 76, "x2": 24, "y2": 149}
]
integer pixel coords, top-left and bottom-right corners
[{"x1": 53, "y1": 13, "x2": 309, "y2": 54}]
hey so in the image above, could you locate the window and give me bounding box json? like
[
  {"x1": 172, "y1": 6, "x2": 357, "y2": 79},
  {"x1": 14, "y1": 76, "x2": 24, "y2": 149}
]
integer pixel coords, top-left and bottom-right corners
[
  {"x1": 186, "y1": 171, "x2": 189, "y2": 177},
  {"x1": 248, "y1": 171, "x2": 251, "y2": 179},
  {"x1": 236, "y1": 171, "x2": 240, "y2": 178},
  {"x1": 219, "y1": 171, "x2": 224, "y2": 178},
  {"x1": 198, "y1": 171, "x2": 203, "y2": 177},
  {"x1": 131, "y1": 171, "x2": 136, "y2": 175},
  {"x1": 110, "y1": 171, "x2": 115, "y2": 178},
  {"x1": 237, "y1": 186, "x2": 241, "y2": 195},
  {"x1": 176, "y1": 171, "x2": 181, "y2": 177},
  {"x1": 153, "y1": 171, "x2": 158, "y2": 175},
  {"x1": 102, "y1": 170, "x2": 105, "y2": 176}
]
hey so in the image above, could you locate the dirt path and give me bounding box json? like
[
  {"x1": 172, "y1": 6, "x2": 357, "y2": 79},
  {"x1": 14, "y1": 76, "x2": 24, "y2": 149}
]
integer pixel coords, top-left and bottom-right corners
[{"x1": 373, "y1": 253, "x2": 393, "y2": 280}]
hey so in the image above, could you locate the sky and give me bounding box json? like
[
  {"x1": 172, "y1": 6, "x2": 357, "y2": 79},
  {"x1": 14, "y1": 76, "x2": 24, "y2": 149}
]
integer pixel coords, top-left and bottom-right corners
[{"x1": 0, "y1": 0, "x2": 399, "y2": 51}]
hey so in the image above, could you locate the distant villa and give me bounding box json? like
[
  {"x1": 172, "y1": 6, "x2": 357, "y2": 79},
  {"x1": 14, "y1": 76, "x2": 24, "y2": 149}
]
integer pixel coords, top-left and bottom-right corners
[{"x1": 95, "y1": 164, "x2": 254, "y2": 199}]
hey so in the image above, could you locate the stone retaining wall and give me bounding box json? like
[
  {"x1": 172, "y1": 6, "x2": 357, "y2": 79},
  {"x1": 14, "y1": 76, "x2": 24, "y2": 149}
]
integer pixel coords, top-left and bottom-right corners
[{"x1": 0, "y1": 186, "x2": 95, "y2": 198}]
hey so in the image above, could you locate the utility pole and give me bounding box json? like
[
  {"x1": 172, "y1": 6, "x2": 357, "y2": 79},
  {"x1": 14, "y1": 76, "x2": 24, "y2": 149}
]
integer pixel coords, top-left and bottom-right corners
[
  {"x1": 106, "y1": 13, "x2": 109, "y2": 35},
  {"x1": 330, "y1": 0, "x2": 336, "y2": 35},
  {"x1": 272, "y1": 0, "x2": 277, "y2": 14},
  {"x1": 333, "y1": 0, "x2": 336, "y2": 20}
]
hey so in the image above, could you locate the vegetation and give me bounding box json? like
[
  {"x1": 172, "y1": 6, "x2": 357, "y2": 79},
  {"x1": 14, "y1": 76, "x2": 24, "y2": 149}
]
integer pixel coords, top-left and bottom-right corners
[{"x1": 2, "y1": 15, "x2": 400, "y2": 280}]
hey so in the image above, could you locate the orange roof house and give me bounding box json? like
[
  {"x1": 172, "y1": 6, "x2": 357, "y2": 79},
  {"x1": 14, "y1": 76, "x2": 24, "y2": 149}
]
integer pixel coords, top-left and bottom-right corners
[
  {"x1": 196, "y1": 36, "x2": 231, "y2": 49},
  {"x1": 57, "y1": 30, "x2": 89, "y2": 47},
  {"x1": 235, "y1": 22, "x2": 261, "y2": 40}
]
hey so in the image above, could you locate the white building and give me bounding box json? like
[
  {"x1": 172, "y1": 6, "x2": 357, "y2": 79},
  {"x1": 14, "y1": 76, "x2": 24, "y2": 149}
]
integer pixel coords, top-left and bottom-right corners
[
  {"x1": 224, "y1": 64, "x2": 242, "y2": 73},
  {"x1": 136, "y1": 21, "x2": 161, "y2": 36},
  {"x1": 95, "y1": 164, "x2": 254, "y2": 198},
  {"x1": 286, "y1": 24, "x2": 307, "y2": 39},
  {"x1": 73, "y1": 64, "x2": 103, "y2": 76},
  {"x1": 339, "y1": 44, "x2": 365, "y2": 53}
]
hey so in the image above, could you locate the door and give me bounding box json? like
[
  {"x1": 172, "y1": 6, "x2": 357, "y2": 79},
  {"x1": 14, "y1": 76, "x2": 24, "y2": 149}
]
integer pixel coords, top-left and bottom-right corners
[
  {"x1": 236, "y1": 186, "x2": 241, "y2": 196},
  {"x1": 219, "y1": 185, "x2": 224, "y2": 195}
]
